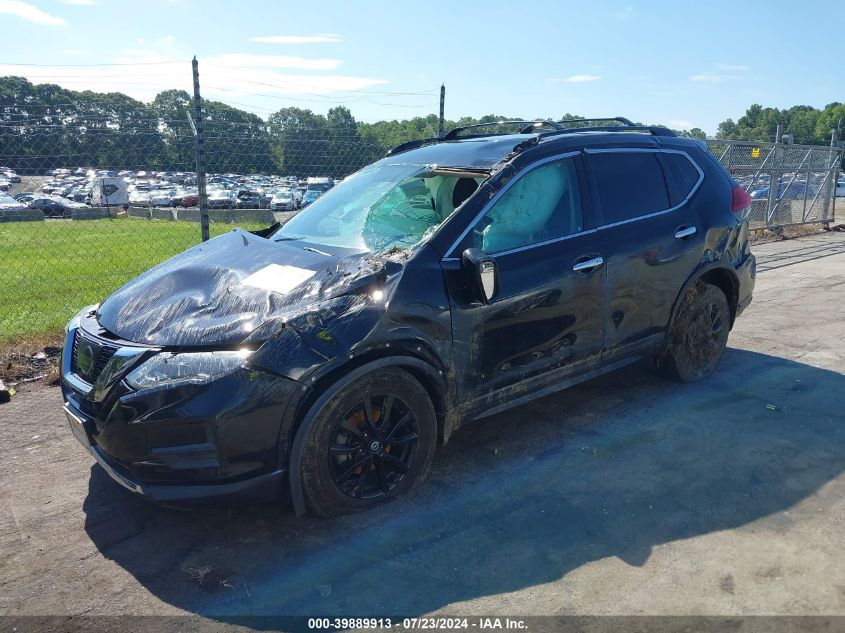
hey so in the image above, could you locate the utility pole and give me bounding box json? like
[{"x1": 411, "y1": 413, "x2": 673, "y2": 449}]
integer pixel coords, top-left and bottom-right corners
[
  {"x1": 191, "y1": 56, "x2": 210, "y2": 242},
  {"x1": 438, "y1": 84, "x2": 445, "y2": 139}
]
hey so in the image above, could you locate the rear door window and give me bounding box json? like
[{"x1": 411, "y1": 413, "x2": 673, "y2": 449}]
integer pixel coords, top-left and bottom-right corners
[{"x1": 588, "y1": 152, "x2": 670, "y2": 225}]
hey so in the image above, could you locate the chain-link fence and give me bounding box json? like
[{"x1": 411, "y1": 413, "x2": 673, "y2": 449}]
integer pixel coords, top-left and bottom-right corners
[
  {"x1": 704, "y1": 139, "x2": 841, "y2": 230},
  {"x1": 0, "y1": 95, "x2": 386, "y2": 343},
  {"x1": 1, "y1": 71, "x2": 842, "y2": 344}
]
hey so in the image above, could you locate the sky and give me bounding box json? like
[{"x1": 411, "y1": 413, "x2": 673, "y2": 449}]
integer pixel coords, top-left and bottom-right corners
[{"x1": 0, "y1": 0, "x2": 840, "y2": 135}]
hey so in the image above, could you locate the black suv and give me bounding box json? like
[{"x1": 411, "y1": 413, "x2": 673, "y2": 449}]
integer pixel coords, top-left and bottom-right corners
[{"x1": 61, "y1": 118, "x2": 756, "y2": 517}]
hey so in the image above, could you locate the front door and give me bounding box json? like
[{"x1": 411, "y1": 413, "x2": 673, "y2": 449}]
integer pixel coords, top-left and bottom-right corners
[{"x1": 442, "y1": 153, "x2": 605, "y2": 407}]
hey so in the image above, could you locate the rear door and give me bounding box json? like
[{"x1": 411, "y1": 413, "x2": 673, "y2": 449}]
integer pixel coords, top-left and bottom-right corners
[
  {"x1": 442, "y1": 153, "x2": 605, "y2": 406},
  {"x1": 585, "y1": 148, "x2": 705, "y2": 361}
]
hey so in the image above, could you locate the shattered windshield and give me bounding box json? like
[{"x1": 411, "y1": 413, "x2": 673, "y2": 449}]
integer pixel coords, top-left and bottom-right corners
[{"x1": 274, "y1": 162, "x2": 482, "y2": 253}]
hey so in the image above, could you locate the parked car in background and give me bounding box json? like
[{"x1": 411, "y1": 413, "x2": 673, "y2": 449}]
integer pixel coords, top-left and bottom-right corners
[
  {"x1": 148, "y1": 190, "x2": 175, "y2": 207},
  {"x1": 836, "y1": 178, "x2": 845, "y2": 198},
  {"x1": 306, "y1": 176, "x2": 333, "y2": 193},
  {"x1": 208, "y1": 189, "x2": 238, "y2": 209},
  {"x1": 181, "y1": 191, "x2": 199, "y2": 207},
  {"x1": 169, "y1": 189, "x2": 187, "y2": 207},
  {"x1": 2, "y1": 169, "x2": 21, "y2": 183},
  {"x1": 0, "y1": 192, "x2": 27, "y2": 211},
  {"x1": 28, "y1": 196, "x2": 82, "y2": 218},
  {"x1": 236, "y1": 190, "x2": 263, "y2": 209},
  {"x1": 129, "y1": 190, "x2": 151, "y2": 207},
  {"x1": 749, "y1": 180, "x2": 813, "y2": 201},
  {"x1": 270, "y1": 190, "x2": 296, "y2": 211},
  {"x1": 300, "y1": 189, "x2": 322, "y2": 208}
]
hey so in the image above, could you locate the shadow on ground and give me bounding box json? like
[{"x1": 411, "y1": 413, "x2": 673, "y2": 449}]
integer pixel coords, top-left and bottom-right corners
[
  {"x1": 82, "y1": 348, "x2": 845, "y2": 618},
  {"x1": 755, "y1": 234, "x2": 845, "y2": 272}
]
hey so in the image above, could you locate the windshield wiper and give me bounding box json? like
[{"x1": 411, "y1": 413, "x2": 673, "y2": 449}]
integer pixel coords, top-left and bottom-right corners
[{"x1": 302, "y1": 246, "x2": 331, "y2": 256}]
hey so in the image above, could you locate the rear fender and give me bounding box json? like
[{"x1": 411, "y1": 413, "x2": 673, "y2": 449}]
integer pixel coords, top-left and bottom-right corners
[{"x1": 659, "y1": 262, "x2": 739, "y2": 362}]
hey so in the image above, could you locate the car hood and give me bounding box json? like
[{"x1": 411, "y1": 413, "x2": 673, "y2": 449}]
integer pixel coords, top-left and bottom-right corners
[{"x1": 96, "y1": 228, "x2": 393, "y2": 347}]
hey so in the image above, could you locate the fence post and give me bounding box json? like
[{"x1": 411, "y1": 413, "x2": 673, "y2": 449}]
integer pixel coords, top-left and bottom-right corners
[
  {"x1": 766, "y1": 140, "x2": 781, "y2": 230},
  {"x1": 827, "y1": 127, "x2": 839, "y2": 224},
  {"x1": 191, "y1": 56, "x2": 210, "y2": 242}
]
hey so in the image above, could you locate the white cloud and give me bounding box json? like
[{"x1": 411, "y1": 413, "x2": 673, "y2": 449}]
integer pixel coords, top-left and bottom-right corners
[
  {"x1": 0, "y1": 39, "x2": 387, "y2": 105},
  {"x1": 668, "y1": 119, "x2": 695, "y2": 129},
  {"x1": 204, "y1": 53, "x2": 341, "y2": 71},
  {"x1": 689, "y1": 72, "x2": 740, "y2": 82},
  {"x1": 60, "y1": 0, "x2": 96, "y2": 5},
  {"x1": 0, "y1": 0, "x2": 65, "y2": 25},
  {"x1": 561, "y1": 74, "x2": 602, "y2": 83},
  {"x1": 716, "y1": 63, "x2": 749, "y2": 71},
  {"x1": 250, "y1": 34, "x2": 341, "y2": 44}
]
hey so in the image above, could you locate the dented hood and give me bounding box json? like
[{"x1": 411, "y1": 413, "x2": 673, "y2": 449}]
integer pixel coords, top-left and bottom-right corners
[{"x1": 97, "y1": 229, "x2": 388, "y2": 347}]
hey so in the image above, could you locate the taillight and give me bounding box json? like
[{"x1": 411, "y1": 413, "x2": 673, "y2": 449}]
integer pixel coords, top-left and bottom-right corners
[{"x1": 731, "y1": 185, "x2": 752, "y2": 221}]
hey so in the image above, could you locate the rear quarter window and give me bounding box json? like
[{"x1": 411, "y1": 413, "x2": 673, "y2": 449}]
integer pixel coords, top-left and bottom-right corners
[{"x1": 661, "y1": 152, "x2": 701, "y2": 205}]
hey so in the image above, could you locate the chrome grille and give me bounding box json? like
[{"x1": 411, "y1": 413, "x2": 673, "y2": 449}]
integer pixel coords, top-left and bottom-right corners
[{"x1": 71, "y1": 331, "x2": 118, "y2": 384}]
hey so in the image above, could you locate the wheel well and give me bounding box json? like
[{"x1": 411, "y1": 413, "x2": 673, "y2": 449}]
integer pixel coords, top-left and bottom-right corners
[
  {"x1": 698, "y1": 268, "x2": 739, "y2": 326},
  {"x1": 290, "y1": 349, "x2": 449, "y2": 449}
]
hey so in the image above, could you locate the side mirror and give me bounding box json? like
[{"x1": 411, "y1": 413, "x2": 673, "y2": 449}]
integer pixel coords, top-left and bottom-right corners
[{"x1": 462, "y1": 248, "x2": 498, "y2": 303}]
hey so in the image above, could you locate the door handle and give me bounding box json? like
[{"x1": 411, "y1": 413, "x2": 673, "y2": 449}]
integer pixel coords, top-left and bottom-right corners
[
  {"x1": 572, "y1": 256, "x2": 604, "y2": 272},
  {"x1": 674, "y1": 225, "x2": 697, "y2": 239}
]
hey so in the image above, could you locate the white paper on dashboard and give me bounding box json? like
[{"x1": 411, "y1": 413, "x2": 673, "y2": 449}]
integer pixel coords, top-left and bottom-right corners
[{"x1": 240, "y1": 264, "x2": 316, "y2": 295}]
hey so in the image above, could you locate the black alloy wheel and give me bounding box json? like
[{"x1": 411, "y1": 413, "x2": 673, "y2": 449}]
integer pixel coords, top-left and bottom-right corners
[
  {"x1": 328, "y1": 395, "x2": 418, "y2": 500},
  {"x1": 299, "y1": 367, "x2": 437, "y2": 517}
]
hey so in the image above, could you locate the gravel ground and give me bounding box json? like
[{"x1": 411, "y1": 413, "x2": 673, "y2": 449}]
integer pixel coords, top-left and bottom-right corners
[{"x1": 1, "y1": 232, "x2": 844, "y2": 624}]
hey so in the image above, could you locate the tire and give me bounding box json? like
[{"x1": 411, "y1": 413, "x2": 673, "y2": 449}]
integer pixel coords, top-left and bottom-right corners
[
  {"x1": 300, "y1": 367, "x2": 437, "y2": 517},
  {"x1": 662, "y1": 281, "x2": 730, "y2": 382}
]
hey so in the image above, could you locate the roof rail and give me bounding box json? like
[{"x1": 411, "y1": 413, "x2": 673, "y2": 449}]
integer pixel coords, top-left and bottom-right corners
[
  {"x1": 443, "y1": 120, "x2": 561, "y2": 140},
  {"x1": 386, "y1": 117, "x2": 676, "y2": 157},
  {"x1": 541, "y1": 125, "x2": 677, "y2": 139},
  {"x1": 557, "y1": 116, "x2": 636, "y2": 127}
]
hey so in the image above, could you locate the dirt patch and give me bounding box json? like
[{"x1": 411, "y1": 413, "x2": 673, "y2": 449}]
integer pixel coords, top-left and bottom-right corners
[
  {"x1": 0, "y1": 331, "x2": 63, "y2": 392},
  {"x1": 182, "y1": 564, "x2": 236, "y2": 593},
  {"x1": 750, "y1": 223, "x2": 831, "y2": 244}
]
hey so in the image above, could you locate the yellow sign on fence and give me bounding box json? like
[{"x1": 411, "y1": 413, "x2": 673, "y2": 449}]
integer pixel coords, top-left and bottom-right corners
[{"x1": 751, "y1": 147, "x2": 761, "y2": 158}]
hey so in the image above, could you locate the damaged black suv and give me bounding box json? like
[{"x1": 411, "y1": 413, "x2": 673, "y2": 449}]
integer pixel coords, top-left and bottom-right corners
[{"x1": 62, "y1": 118, "x2": 755, "y2": 516}]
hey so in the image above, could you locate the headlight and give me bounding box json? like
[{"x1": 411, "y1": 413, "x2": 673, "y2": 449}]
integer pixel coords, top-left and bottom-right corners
[{"x1": 125, "y1": 350, "x2": 250, "y2": 391}]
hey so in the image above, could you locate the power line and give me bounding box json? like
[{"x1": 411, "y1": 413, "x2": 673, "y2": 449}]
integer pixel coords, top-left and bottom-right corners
[{"x1": 0, "y1": 61, "x2": 183, "y2": 67}]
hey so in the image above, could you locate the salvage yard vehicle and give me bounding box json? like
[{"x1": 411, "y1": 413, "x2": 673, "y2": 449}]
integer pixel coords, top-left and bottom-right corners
[
  {"x1": 270, "y1": 189, "x2": 297, "y2": 211},
  {"x1": 208, "y1": 189, "x2": 237, "y2": 209},
  {"x1": 28, "y1": 195, "x2": 82, "y2": 218},
  {"x1": 61, "y1": 118, "x2": 756, "y2": 517}
]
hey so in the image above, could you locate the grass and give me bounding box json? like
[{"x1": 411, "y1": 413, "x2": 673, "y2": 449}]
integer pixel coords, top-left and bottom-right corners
[{"x1": 0, "y1": 216, "x2": 266, "y2": 343}]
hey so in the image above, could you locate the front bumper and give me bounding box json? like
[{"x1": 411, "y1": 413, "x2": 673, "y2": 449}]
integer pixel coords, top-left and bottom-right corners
[{"x1": 61, "y1": 310, "x2": 300, "y2": 502}]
